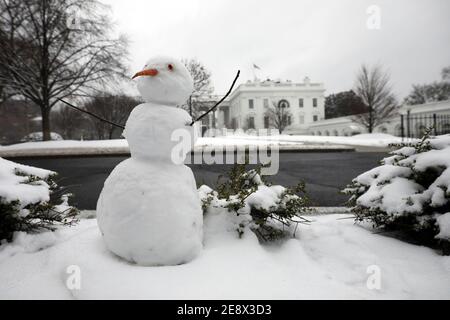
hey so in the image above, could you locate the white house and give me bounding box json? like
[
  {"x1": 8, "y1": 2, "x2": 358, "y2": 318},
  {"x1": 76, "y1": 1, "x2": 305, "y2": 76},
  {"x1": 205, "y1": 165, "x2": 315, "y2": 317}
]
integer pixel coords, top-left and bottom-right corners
[
  {"x1": 197, "y1": 76, "x2": 450, "y2": 138},
  {"x1": 200, "y1": 77, "x2": 326, "y2": 134}
]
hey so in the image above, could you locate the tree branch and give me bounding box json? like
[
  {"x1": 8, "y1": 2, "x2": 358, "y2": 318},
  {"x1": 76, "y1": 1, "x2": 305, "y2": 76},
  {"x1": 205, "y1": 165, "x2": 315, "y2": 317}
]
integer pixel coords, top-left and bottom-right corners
[
  {"x1": 190, "y1": 70, "x2": 240, "y2": 126},
  {"x1": 58, "y1": 98, "x2": 125, "y2": 130}
]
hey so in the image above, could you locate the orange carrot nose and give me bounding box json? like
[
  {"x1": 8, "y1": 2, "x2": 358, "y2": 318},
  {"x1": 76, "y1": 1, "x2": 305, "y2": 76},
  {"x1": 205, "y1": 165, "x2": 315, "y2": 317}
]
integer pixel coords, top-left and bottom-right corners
[{"x1": 132, "y1": 68, "x2": 158, "y2": 79}]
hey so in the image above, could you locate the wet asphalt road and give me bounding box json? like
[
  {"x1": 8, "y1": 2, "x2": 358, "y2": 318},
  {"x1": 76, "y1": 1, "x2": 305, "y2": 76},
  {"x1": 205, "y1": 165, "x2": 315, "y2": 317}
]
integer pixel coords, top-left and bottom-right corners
[{"x1": 10, "y1": 151, "x2": 387, "y2": 209}]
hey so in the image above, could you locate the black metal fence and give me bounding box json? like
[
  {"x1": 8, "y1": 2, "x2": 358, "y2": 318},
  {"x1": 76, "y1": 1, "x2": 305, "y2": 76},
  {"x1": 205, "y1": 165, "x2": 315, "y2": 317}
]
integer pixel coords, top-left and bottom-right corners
[{"x1": 400, "y1": 113, "x2": 450, "y2": 138}]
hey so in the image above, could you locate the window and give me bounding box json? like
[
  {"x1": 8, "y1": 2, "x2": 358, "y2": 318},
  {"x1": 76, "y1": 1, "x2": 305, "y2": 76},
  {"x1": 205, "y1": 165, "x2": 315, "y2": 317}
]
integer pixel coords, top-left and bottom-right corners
[
  {"x1": 299, "y1": 98, "x2": 304, "y2": 108},
  {"x1": 231, "y1": 118, "x2": 237, "y2": 129},
  {"x1": 248, "y1": 117, "x2": 255, "y2": 129},
  {"x1": 299, "y1": 115, "x2": 305, "y2": 125},
  {"x1": 249, "y1": 99, "x2": 254, "y2": 109},
  {"x1": 263, "y1": 99, "x2": 269, "y2": 108},
  {"x1": 279, "y1": 99, "x2": 290, "y2": 109},
  {"x1": 313, "y1": 98, "x2": 318, "y2": 108},
  {"x1": 313, "y1": 115, "x2": 318, "y2": 122},
  {"x1": 264, "y1": 116, "x2": 270, "y2": 129},
  {"x1": 283, "y1": 115, "x2": 292, "y2": 126}
]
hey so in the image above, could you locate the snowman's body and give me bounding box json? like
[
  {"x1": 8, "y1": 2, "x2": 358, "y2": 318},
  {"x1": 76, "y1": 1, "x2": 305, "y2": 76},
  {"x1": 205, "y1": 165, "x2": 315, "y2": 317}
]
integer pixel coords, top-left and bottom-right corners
[{"x1": 96, "y1": 56, "x2": 203, "y2": 266}]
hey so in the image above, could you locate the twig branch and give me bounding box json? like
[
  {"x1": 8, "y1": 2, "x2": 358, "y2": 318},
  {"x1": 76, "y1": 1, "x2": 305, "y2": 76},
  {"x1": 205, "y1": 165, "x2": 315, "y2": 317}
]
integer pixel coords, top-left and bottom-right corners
[
  {"x1": 190, "y1": 70, "x2": 240, "y2": 126},
  {"x1": 58, "y1": 70, "x2": 240, "y2": 130},
  {"x1": 57, "y1": 98, "x2": 125, "y2": 130}
]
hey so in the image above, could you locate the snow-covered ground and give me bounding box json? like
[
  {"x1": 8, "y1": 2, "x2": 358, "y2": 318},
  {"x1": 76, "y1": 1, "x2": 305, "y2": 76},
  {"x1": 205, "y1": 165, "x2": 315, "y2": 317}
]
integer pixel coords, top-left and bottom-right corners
[
  {"x1": 0, "y1": 157, "x2": 55, "y2": 205},
  {"x1": 0, "y1": 134, "x2": 405, "y2": 157},
  {"x1": 1, "y1": 212, "x2": 448, "y2": 300},
  {"x1": 0, "y1": 140, "x2": 131, "y2": 157},
  {"x1": 223, "y1": 133, "x2": 410, "y2": 148}
]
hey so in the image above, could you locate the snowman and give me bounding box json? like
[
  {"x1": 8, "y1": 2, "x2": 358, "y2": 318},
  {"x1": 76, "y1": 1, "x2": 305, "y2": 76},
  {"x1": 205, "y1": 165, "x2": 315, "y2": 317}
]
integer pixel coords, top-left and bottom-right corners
[{"x1": 96, "y1": 56, "x2": 203, "y2": 266}]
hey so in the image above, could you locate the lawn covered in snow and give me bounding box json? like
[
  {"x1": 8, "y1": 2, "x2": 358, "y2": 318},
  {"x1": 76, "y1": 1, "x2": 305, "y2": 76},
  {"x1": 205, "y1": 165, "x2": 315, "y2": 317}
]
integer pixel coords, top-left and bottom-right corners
[
  {"x1": 0, "y1": 133, "x2": 403, "y2": 157},
  {"x1": 1, "y1": 212, "x2": 449, "y2": 300},
  {"x1": 223, "y1": 133, "x2": 409, "y2": 147},
  {"x1": 0, "y1": 134, "x2": 402, "y2": 155}
]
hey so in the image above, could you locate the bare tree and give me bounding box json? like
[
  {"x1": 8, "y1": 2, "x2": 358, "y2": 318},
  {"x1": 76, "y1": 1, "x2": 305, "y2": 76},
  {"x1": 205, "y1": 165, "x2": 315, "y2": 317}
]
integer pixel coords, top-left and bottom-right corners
[
  {"x1": 182, "y1": 58, "x2": 213, "y2": 118},
  {"x1": 404, "y1": 82, "x2": 450, "y2": 106},
  {"x1": 0, "y1": 0, "x2": 128, "y2": 140},
  {"x1": 404, "y1": 66, "x2": 450, "y2": 105},
  {"x1": 0, "y1": 84, "x2": 12, "y2": 106},
  {"x1": 353, "y1": 64, "x2": 398, "y2": 133},
  {"x1": 83, "y1": 94, "x2": 140, "y2": 140},
  {"x1": 264, "y1": 100, "x2": 292, "y2": 134},
  {"x1": 0, "y1": 99, "x2": 41, "y2": 143},
  {"x1": 442, "y1": 66, "x2": 450, "y2": 81},
  {"x1": 51, "y1": 105, "x2": 85, "y2": 139}
]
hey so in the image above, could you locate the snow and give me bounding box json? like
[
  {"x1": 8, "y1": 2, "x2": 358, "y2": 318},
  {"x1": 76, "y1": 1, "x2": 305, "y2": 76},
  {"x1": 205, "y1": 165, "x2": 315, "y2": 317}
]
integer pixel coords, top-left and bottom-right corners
[
  {"x1": 353, "y1": 165, "x2": 424, "y2": 215},
  {"x1": 246, "y1": 185, "x2": 286, "y2": 211},
  {"x1": 223, "y1": 133, "x2": 409, "y2": 148},
  {"x1": 135, "y1": 56, "x2": 193, "y2": 106},
  {"x1": 0, "y1": 157, "x2": 55, "y2": 205},
  {"x1": 395, "y1": 136, "x2": 450, "y2": 211},
  {"x1": 123, "y1": 103, "x2": 195, "y2": 162},
  {"x1": 0, "y1": 139, "x2": 130, "y2": 157},
  {"x1": 96, "y1": 158, "x2": 203, "y2": 266},
  {"x1": 0, "y1": 136, "x2": 356, "y2": 158},
  {"x1": 0, "y1": 231, "x2": 60, "y2": 264},
  {"x1": 0, "y1": 133, "x2": 402, "y2": 158},
  {"x1": 359, "y1": 177, "x2": 423, "y2": 215},
  {"x1": 346, "y1": 134, "x2": 450, "y2": 236},
  {"x1": 96, "y1": 57, "x2": 203, "y2": 266},
  {"x1": 0, "y1": 138, "x2": 351, "y2": 158},
  {"x1": 0, "y1": 213, "x2": 449, "y2": 300},
  {"x1": 436, "y1": 213, "x2": 450, "y2": 240}
]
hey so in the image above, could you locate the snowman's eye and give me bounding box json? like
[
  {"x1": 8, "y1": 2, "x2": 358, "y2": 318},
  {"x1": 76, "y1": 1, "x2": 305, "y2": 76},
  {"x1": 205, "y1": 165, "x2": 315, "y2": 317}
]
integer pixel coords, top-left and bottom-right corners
[{"x1": 168, "y1": 64, "x2": 174, "y2": 71}]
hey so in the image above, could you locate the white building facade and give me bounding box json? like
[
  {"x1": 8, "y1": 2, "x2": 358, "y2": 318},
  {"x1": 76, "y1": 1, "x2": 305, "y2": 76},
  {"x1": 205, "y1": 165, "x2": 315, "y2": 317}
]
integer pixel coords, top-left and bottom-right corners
[
  {"x1": 198, "y1": 77, "x2": 450, "y2": 138},
  {"x1": 307, "y1": 100, "x2": 450, "y2": 137},
  {"x1": 208, "y1": 77, "x2": 326, "y2": 134}
]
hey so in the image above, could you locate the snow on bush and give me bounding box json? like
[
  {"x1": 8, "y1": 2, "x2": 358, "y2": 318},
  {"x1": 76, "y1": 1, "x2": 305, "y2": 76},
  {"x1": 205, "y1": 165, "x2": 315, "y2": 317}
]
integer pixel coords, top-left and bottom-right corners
[
  {"x1": 344, "y1": 131, "x2": 450, "y2": 249},
  {"x1": 199, "y1": 164, "x2": 311, "y2": 241},
  {"x1": 0, "y1": 157, "x2": 78, "y2": 242}
]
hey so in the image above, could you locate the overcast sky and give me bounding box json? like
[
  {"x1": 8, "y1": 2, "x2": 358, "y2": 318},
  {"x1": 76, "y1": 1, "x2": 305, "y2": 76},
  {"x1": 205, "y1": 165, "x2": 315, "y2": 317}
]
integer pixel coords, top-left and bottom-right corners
[{"x1": 102, "y1": 0, "x2": 450, "y2": 100}]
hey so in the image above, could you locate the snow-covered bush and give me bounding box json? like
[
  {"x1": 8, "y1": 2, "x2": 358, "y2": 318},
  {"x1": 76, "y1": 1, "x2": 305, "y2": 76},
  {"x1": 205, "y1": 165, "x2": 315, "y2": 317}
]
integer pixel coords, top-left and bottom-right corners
[
  {"x1": 199, "y1": 164, "x2": 311, "y2": 241},
  {"x1": 343, "y1": 131, "x2": 450, "y2": 252},
  {"x1": 0, "y1": 158, "x2": 78, "y2": 242}
]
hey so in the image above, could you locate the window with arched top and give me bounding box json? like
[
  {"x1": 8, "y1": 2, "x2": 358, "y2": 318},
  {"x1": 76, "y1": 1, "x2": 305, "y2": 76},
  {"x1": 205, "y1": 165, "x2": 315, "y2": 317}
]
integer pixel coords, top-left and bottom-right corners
[{"x1": 278, "y1": 99, "x2": 290, "y2": 109}]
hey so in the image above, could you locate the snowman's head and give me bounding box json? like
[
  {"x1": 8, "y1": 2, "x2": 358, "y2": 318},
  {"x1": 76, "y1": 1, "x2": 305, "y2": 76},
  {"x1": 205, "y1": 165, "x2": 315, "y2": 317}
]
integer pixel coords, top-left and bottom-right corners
[{"x1": 132, "y1": 56, "x2": 193, "y2": 106}]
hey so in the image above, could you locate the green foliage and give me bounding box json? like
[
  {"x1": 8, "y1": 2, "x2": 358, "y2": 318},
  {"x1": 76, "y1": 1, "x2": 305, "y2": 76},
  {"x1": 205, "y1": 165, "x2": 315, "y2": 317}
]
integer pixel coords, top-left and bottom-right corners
[
  {"x1": 325, "y1": 90, "x2": 367, "y2": 119},
  {"x1": 404, "y1": 82, "x2": 450, "y2": 106},
  {"x1": 0, "y1": 170, "x2": 79, "y2": 242},
  {"x1": 404, "y1": 66, "x2": 450, "y2": 105},
  {"x1": 343, "y1": 127, "x2": 450, "y2": 250},
  {"x1": 201, "y1": 163, "x2": 312, "y2": 242}
]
